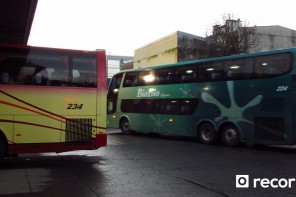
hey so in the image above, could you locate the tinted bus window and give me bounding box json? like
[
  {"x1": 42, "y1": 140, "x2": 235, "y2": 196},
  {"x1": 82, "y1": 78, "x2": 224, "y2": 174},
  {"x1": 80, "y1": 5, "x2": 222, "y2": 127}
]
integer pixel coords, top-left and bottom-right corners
[
  {"x1": 139, "y1": 70, "x2": 154, "y2": 86},
  {"x1": 199, "y1": 61, "x2": 224, "y2": 81},
  {"x1": 155, "y1": 68, "x2": 175, "y2": 85},
  {"x1": 121, "y1": 99, "x2": 198, "y2": 115},
  {"x1": 254, "y1": 53, "x2": 291, "y2": 77},
  {"x1": 224, "y1": 58, "x2": 254, "y2": 80},
  {"x1": 175, "y1": 65, "x2": 198, "y2": 83},
  {"x1": 0, "y1": 49, "x2": 97, "y2": 87},
  {"x1": 109, "y1": 73, "x2": 123, "y2": 90},
  {"x1": 123, "y1": 72, "x2": 139, "y2": 87},
  {"x1": 72, "y1": 56, "x2": 97, "y2": 87}
]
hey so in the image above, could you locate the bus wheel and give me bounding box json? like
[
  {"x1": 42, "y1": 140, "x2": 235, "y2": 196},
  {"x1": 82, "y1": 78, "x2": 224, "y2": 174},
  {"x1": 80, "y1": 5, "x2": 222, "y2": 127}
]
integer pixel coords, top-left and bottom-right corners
[
  {"x1": 198, "y1": 123, "x2": 216, "y2": 144},
  {"x1": 120, "y1": 118, "x2": 132, "y2": 134},
  {"x1": 0, "y1": 138, "x2": 7, "y2": 160},
  {"x1": 221, "y1": 125, "x2": 240, "y2": 147}
]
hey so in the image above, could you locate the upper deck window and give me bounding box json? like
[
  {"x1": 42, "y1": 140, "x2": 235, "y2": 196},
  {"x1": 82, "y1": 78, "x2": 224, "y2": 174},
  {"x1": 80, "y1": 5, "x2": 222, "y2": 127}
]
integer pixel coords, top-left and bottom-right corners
[
  {"x1": 123, "y1": 72, "x2": 139, "y2": 87},
  {"x1": 254, "y1": 53, "x2": 291, "y2": 78},
  {"x1": 0, "y1": 47, "x2": 97, "y2": 87},
  {"x1": 118, "y1": 51, "x2": 293, "y2": 88}
]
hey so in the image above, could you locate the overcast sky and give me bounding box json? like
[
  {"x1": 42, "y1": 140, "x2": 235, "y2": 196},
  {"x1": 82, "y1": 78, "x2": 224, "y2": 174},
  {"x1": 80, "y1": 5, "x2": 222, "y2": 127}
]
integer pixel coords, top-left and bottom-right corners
[{"x1": 28, "y1": 0, "x2": 295, "y2": 56}]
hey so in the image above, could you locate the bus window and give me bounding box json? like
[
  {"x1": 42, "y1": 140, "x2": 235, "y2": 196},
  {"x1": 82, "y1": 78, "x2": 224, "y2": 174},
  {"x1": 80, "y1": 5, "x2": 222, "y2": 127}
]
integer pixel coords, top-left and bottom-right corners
[
  {"x1": 0, "y1": 56, "x2": 22, "y2": 84},
  {"x1": 109, "y1": 73, "x2": 123, "y2": 90},
  {"x1": 139, "y1": 70, "x2": 155, "y2": 86},
  {"x1": 254, "y1": 53, "x2": 291, "y2": 78},
  {"x1": 155, "y1": 68, "x2": 175, "y2": 85},
  {"x1": 180, "y1": 99, "x2": 199, "y2": 115},
  {"x1": 165, "y1": 100, "x2": 180, "y2": 115},
  {"x1": 145, "y1": 99, "x2": 155, "y2": 113},
  {"x1": 199, "y1": 62, "x2": 223, "y2": 81},
  {"x1": 0, "y1": 72, "x2": 10, "y2": 84},
  {"x1": 121, "y1": 99, "x2": 142, "y2": 113},
  {"x1": 48, "y1": 68, "x2": 69, "y2": 86},
  {"x1": 175, "y1": 65, "x2": 198, "y2": 83},
  {"x1": 123, "y1": 71, "x2": 139, "y2": 87},
  {"x1": 120, "y1": 99, "x2": 198, "y2": 115},
  {"x1": 72, "y1": 56, "x2": 97, "y2": 87},
  {"x1": 224, "y1": 58, "x2": 254, "y2": 80}
]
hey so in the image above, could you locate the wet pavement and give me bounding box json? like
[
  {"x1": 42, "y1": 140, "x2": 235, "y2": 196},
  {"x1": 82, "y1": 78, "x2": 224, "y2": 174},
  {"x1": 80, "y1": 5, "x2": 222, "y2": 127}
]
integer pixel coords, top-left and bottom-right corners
[{"x1": 1, "y1": 129, "x2": 296, "y2": 196}]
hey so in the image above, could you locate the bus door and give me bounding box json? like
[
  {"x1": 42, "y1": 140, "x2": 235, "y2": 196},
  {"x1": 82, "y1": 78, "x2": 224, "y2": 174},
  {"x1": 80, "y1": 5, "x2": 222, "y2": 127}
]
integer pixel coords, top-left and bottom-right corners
[{"x1": 107, "y1": 73, "x2": 123, "y2": 114}]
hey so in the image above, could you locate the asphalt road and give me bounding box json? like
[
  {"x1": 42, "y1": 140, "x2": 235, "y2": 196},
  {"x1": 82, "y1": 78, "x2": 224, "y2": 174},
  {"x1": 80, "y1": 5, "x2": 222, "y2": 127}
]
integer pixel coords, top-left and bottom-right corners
[{"x1": 1, "y1": 129, "x2": 296, "y2": 197}]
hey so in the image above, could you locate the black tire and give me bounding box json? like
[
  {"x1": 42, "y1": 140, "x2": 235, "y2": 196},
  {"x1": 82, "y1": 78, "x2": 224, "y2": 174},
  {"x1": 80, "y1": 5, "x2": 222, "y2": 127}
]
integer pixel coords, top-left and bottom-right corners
[
  {"x1": 221, "y1": 125, "x2": 240, "y2": 147},
  {"x1": 198, "y1": 123, "x2": 216, "y2": 144},
  {"x1": 120, "y1": 118, "x2": 132, "y2": 134},
  {"x1": 0, "y1": 138, "x2": 7, "y2": 160}
]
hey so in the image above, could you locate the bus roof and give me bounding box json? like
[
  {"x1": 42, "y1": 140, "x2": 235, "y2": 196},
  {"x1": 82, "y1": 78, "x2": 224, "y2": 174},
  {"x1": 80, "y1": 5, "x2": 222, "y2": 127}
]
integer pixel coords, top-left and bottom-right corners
[
  {"x1": 119, "y1": 47, "x2": 296, "y2": 74},
  {"x1": 0, "y1": 43, "x2": 102, "y2": 55}
]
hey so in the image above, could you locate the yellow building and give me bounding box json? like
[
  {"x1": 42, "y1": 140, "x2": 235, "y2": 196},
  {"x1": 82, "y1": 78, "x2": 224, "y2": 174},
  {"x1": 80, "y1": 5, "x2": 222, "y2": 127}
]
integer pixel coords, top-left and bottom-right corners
[{"x1": 134, "y1": 31, "x2": 207, "y2": 69}]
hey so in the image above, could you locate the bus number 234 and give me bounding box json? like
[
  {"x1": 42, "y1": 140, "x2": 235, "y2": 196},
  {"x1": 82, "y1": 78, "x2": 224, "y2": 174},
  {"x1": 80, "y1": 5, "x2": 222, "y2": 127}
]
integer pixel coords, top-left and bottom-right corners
[{"x1": 67, "y1": 103, "x2": 83, "y2": 110}]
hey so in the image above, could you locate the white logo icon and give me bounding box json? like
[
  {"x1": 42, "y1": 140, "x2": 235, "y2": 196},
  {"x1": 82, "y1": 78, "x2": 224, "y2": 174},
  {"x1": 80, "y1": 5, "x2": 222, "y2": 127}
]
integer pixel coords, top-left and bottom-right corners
[{"x1": 236, "y1": 175, "x2": 249, "y2": 188}]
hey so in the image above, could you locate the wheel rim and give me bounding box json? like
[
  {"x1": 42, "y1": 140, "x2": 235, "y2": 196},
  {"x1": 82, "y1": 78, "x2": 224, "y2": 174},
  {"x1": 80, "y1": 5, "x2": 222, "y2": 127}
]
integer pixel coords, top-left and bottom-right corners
[
  {"x1": 224, "y1": 128, "x2": 238, "y2": 143},
  {"x1": 122, "y1": 122, "x2": 130, "y2": 132},
  {"x1": 201, "y1": 128, "x2": 213, "y2": 142},
  {"x1": 121, "y1": 120, "x2": 130, "y2": 133},
  {"x1": 199, "y1": 123, "x2": 215, "y2": 144}
]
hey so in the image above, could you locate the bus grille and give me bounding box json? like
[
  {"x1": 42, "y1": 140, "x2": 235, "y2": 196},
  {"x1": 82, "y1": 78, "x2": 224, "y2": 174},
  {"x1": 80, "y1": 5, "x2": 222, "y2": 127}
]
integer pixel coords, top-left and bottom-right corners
[{"x1": 66, "y1": 118, "x2": 92, "y2": 143}]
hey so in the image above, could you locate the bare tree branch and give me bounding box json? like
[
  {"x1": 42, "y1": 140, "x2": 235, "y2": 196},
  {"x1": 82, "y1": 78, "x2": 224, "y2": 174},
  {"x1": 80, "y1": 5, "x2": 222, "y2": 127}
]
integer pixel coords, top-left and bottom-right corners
[{"x1": 206, "y1": 14, "x2": 259, "y2": 57}]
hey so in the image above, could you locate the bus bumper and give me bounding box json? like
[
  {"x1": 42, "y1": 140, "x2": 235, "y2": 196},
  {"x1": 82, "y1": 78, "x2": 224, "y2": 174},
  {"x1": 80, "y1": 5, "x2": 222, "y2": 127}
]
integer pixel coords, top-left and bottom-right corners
[{"x1": 95, "y1": 133, "x2": 107, "y2": 148}]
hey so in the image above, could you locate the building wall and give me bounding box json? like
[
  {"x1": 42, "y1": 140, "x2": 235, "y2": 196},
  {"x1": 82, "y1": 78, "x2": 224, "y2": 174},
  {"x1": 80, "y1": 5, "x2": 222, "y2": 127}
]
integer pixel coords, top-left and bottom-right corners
[
  {"x1": 107, "y1": 55, "x2": 133, "y2": 78},
  {"x1": 134, "y1": 32, "x2": 178, "y2": 68},
  {"x1": 251, "y1": 26, "x2": 296, "y2": 52},
  {"x1": 121, "y1": 61, "x2": 134, "y2": 70},
  {"x1": 133, "y1": 26, "x2": 296, "y2": 70},
  {"x1": 177, "y1": 31, "x2": 207, "y2": 62},
  {"x1": 134, "y1": 31, "x2": 207, "y2": 69},
  {"x1": 107, "y1": 59, "x2": 121, "y2": 78}
]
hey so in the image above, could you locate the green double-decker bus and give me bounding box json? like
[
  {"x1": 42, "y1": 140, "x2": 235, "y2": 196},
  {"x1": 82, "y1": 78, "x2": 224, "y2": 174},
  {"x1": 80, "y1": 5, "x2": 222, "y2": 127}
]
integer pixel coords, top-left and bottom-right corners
[{"x1": 107, "y1": 48, "x2": 295, "y2": 146}]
